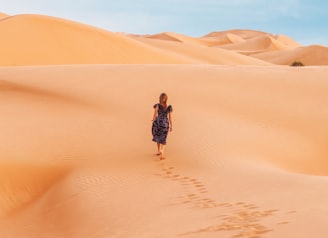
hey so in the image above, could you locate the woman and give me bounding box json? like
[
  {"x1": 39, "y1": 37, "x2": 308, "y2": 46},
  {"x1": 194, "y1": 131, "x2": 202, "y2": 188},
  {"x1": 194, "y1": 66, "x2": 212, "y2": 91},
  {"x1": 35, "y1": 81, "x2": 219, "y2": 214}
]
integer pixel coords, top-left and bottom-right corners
[{"x1": 152, "y1": 93, "x2": 173, "y2": 160}]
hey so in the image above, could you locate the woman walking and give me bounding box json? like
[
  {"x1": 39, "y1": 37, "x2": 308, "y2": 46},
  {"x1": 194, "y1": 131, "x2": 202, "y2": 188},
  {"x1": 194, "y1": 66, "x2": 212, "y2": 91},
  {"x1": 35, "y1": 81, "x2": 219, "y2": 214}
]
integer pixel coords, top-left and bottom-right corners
[{"x1": 152, "y1": 93, "x2": 173, "y2": 160}]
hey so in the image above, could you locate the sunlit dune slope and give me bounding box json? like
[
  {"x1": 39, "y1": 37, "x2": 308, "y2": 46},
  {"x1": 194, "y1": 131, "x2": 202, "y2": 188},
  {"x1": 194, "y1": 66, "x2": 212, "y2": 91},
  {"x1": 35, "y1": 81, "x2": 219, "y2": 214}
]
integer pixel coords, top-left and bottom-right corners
[
  {"x1": 0, "y1": 14, "x2": 198, "y2": 65},
  {"x1": 218, "y1": 35, "x2": 297, "y2": 54},
  {"x1": 275, "y1": 34, "x2": 301, "y2": 48},
  {"x1": 252, "y1": 45, "x2": 328, "y2": 65},
  {"x1": 132, "y1": 35, "x2": 271, "y2": 65},
  {"x1": 202, "y1": 29, "x2": 270, "y2": 46}
]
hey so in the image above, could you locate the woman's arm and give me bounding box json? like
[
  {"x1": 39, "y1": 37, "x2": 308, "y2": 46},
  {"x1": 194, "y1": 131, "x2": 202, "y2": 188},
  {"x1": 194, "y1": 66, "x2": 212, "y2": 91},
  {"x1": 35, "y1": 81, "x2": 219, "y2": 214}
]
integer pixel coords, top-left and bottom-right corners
[
  {"x1": 152, "y1": 105, "x2": 158, "y2": 121},
  {"x1": 169, "y1": 112, "x2": 173, "y2": 131}
]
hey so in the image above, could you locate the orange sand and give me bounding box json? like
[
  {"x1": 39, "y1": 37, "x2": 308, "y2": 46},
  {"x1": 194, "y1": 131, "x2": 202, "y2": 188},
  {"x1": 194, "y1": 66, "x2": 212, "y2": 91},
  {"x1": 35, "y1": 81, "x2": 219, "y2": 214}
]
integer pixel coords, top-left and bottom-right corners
[{"x1": 1, "y1": 13, "x2": 328, "y2": 238}]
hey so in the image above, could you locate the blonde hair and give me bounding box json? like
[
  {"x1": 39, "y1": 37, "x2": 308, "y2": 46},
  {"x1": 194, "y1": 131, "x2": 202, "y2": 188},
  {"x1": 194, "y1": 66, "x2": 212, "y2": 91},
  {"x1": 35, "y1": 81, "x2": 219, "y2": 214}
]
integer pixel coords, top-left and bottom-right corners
[{"x1": 159, "y1": 93, "x2": 168, "y2": 109}]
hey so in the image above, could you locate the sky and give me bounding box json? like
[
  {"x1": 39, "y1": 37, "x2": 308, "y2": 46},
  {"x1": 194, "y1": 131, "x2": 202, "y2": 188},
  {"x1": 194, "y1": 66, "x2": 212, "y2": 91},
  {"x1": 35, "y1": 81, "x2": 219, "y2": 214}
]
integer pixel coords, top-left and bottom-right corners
[{"x1": 0, "y1": 0, "x2": 327, "y2": 46}]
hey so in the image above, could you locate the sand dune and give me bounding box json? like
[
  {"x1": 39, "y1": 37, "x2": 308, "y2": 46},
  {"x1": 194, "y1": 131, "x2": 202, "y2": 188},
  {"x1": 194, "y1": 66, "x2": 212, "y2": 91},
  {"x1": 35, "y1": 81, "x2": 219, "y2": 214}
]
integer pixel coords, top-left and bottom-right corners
[
  {"x1": 0, "y1": 14, "x2": 271, "y2": 66},
  {"x1": 203, "y1": 29, "x2": 270, "y2": 40},
  {"x1": 143, "y1": 32, "x2": 218, "y2": 47},
  {"x1": 1, "y1": 65, "x2": 328, "y2": 238},
  {"x1": 200, "y1": 30, "x2": 304, "y2": 59},
  {"x1": 252, "y1": 45, "x2": 328, "y2": 65},
  {"x1": 218, "y1": 35, "x2": 296, "y2": 54},
  {"x1": 274, "y1": 34, "x2": 301, "y2": 48},
  {"x1": 0, "y1": 14, "x2": 313, "y2": 66},
  {"x1": 132, "y1": 35, "x2": 271, "y2": 65},
  {"x1": 144, "y1": 32, "x2": 184, "y2": 42},
  {"x1": 1, "y1": 13, "x2": 327, "y2": 66},
  {"x1": 0, "y1": 14, "x2": 199, "y2": 65},
  {"x1": 1, "y1": 11, "x2": 328, "y2": 238}
]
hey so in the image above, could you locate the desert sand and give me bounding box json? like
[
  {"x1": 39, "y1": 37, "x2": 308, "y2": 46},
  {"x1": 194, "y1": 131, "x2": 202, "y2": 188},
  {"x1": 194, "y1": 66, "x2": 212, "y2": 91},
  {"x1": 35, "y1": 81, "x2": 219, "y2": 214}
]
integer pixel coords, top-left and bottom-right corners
[{"x1": 0, "y1": 13, "x2": 328, "y2": 238}]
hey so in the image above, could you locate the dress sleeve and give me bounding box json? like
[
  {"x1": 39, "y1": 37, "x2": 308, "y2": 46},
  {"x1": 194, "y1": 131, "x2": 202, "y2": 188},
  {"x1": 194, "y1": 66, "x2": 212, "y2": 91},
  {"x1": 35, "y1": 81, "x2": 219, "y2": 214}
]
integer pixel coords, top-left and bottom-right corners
[
  {"x1": 168, "y1": 105, "x2": 173, "y2": 113},
  {"x1": 153, "y1": 103, "x2": 158, "y2": 109}
]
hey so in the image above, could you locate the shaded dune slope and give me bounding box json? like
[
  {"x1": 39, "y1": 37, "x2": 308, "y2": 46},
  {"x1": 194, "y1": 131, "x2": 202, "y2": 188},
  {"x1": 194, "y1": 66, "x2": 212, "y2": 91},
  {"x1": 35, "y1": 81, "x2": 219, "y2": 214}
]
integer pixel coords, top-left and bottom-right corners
[{"x1": 0, "y1": 161, "x2": 71, "y2": 217}]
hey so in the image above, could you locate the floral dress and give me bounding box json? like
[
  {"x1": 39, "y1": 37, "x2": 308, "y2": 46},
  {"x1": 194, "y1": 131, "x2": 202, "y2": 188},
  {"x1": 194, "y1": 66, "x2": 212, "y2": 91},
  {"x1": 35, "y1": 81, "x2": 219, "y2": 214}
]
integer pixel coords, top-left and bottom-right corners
[{"x1": 152, "y1": 103, "x2": 173, "y2": 145}]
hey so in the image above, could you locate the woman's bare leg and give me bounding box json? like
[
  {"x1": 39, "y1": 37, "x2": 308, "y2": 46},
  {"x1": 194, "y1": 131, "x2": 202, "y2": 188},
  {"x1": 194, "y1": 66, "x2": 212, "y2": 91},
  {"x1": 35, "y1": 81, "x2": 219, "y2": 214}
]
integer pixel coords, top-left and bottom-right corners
[
  {"x1": 159, "y1": 144, "x2": 165, "y2": 159},
  {"x1": 156, "y1": 143, "x2": 160, "y2": 155}
]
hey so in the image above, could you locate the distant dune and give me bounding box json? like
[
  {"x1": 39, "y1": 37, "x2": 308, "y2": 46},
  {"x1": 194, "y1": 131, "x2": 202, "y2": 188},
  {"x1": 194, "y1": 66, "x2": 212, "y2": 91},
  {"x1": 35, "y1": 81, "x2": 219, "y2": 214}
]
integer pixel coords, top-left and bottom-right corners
[
  {"x1": 274, "y1": 34, "x2": 301, "y2": 48},
  {"x1": 144, "y1": 32, "x2": 184, "y2": 42},
  {"x1": 0, "y1": 13, "x2": 327, "y2": 66},
  {"x1": 203, "y1": 29, "x2": 270, "y2": 40},
  {"x1": 218, "y1": 35, "x2": 296, "y2": 54},
  {"x1": 132, "y1": 35, "x2": 271, "y2": 65},
  {"x1": 205, "y1": 32, "x2": 246, "y2": 46},
  {"x1": 251, "y1": 45, "x2": 328, "y2": 65}
]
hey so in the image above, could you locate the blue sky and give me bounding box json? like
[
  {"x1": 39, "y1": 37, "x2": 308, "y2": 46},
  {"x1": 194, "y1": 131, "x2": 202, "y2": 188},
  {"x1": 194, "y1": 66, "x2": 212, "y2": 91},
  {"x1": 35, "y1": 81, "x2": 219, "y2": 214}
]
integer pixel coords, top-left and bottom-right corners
[{"x1": 1, "y1": 0, "x2": 327, "y2": 46}]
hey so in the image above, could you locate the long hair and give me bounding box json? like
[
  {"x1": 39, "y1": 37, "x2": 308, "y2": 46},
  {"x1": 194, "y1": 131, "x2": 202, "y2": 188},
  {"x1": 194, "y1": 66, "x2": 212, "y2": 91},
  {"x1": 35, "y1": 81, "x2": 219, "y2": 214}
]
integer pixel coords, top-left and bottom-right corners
[{"x1": 159, "y1": 93, "x2": 168, "y2": 110}]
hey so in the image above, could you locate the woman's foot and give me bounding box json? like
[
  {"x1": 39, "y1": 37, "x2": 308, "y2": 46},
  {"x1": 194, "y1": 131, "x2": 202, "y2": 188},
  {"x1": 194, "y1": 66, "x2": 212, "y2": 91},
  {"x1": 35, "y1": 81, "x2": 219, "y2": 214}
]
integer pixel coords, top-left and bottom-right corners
[{"x1": 159, "y1": 151, "x2": 165, "y2": 160}]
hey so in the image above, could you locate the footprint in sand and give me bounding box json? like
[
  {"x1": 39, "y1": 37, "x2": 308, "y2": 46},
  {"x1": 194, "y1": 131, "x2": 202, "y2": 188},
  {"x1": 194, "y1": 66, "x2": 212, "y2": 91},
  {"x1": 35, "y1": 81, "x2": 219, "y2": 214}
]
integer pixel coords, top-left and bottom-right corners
[{"x1": 156, "y1": 163, "x2": 294, "y2": 237}]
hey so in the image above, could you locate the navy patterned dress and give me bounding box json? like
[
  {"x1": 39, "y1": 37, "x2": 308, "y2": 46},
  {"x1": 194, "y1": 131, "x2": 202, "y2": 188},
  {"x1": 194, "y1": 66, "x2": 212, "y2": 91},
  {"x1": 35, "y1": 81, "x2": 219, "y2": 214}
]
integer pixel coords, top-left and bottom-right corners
[{"x1": 152, "y1": 103, "x2": 173, "y2": 145}]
